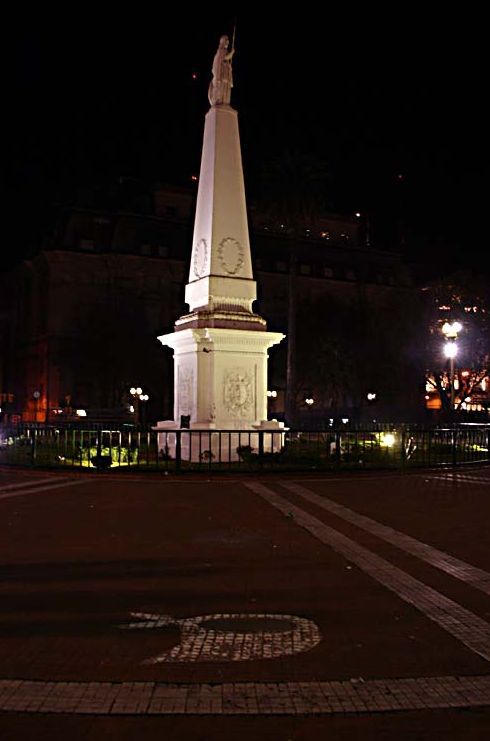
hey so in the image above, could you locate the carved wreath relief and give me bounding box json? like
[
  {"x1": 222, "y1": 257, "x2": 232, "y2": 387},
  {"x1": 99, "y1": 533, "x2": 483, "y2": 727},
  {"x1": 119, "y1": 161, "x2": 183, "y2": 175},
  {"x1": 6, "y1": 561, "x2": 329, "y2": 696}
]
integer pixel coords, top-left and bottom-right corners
[
  {"x1": 193, "y1": 238, "x2": 208, "y2": 278},
  {"x1": 223, "y1": 368, "x2": 253, "y2": 417},
  {"x1": 218, "y1": 237, "x2": 244, "y2": 275}
]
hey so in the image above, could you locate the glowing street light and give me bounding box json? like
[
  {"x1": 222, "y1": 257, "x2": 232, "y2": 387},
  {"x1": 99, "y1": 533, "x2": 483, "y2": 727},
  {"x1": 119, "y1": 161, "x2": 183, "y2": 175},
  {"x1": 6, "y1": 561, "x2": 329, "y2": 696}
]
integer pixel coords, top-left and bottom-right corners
[
  {"x1": 443, "y1": 342, "x2": 458, "y2": 360},
  {"x1": 441, "y1": 321, "x2": 462, "y2": 412},
  {"x1": 130, "y1": 386, "x2": 150, "y2": 424},
  {"x1": 442, "y1": 321, "x2": 462, "y2": 339}
]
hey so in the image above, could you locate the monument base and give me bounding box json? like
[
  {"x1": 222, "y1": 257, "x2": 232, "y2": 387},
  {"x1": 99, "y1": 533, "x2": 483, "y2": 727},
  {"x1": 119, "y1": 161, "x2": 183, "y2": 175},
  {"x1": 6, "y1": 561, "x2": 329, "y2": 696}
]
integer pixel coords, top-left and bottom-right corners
[{"x1": 153, "y1": 419, "x2": 287, "y2": 463}]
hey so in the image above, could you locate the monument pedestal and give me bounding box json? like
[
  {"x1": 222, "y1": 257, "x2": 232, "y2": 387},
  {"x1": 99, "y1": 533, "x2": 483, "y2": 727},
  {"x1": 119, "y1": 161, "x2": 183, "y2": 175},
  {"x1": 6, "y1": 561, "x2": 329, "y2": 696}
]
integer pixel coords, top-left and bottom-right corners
[{"x1": 155, "y1": 327, "x2": 285, "y2": 462}]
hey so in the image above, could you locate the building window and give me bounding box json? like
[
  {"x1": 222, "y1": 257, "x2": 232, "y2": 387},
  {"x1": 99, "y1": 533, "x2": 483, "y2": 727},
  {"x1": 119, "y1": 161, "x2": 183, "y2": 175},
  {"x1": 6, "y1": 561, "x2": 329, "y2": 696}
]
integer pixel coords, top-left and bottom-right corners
[
  {"x1": 323, "y1": 266, "x2": 334, "y2": 278},
  {"x1": 80, "y1": 239, "x2": 94, "y2": 251}
]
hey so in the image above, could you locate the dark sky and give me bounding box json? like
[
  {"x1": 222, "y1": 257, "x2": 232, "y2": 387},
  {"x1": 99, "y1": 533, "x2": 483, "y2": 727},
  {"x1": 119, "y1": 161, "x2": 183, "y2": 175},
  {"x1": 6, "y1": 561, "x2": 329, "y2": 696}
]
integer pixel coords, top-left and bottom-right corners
[{"x1": 4, "y1": 11, "x2": 486, "y2": 274}]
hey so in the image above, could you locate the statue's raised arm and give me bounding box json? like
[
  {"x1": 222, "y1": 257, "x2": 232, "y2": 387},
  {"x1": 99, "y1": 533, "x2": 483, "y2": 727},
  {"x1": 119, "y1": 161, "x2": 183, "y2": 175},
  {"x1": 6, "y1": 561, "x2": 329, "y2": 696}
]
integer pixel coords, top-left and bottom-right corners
[{"x1": 208, "y1": 35, "x2": 235, "y2": 107}]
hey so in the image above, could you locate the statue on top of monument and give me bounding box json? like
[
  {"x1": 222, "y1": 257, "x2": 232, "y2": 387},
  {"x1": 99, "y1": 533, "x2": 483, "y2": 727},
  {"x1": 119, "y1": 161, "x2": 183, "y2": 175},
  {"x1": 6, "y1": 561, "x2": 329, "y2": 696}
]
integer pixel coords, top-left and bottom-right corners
[{"x1": 208, "y1": 34, "x2": 235, "y2": 107}]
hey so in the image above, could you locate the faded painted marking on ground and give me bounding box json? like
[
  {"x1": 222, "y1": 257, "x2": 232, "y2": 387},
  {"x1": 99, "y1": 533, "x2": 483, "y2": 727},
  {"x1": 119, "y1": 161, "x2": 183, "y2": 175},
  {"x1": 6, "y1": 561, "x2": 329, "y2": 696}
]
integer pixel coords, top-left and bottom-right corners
[
  {"x1": 245, "y1": 481, "x2": 490, "y2": 663},
  {"x1": 281, "y1": 480, "x2": 490, "y2": 597},
  {"x1": 0, "y1": 479, "x2": 88, "y2": 500}
]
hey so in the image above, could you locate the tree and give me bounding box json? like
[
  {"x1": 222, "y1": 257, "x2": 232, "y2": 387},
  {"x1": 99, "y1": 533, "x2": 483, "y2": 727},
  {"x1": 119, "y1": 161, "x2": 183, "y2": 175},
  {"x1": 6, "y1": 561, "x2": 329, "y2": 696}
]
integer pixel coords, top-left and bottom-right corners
[
  {"x1": 422, "y1": 271, "x2": 490, "y2": 418},
  {"x1": 293, "y1": 290, "x2": 422, "y2": 422}
]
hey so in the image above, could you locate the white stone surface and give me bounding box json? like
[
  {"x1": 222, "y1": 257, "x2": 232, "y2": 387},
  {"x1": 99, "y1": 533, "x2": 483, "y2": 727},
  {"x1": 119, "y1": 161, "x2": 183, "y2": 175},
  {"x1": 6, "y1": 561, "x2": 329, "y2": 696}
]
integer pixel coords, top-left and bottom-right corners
[
  {"x1": 158, "y1": 328, "x2": 283, "y2": 428},
  {"x1": 156, "y1": 47, "x2": 285, "y2": 454},
  {"x1": 185, "y1": 105, "x2": 256, "y2": 314}
]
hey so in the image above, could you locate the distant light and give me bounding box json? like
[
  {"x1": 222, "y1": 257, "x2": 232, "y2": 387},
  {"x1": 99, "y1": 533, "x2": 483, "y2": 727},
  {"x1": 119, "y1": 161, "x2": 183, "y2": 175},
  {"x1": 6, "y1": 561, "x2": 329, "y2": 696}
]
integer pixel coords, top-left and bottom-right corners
[
  {"x1": 442, "y1": 321, "x2": 462, "y2": 339},
  {"x1": 397, "y1": 173, "x2": 404, "y2": 181},
  {"x1": 462, "y1": 370, "x2": 470, "y2": 377},
  {"x1": 136, "y1": 387, "x2": 142, "y2": 396},
  {"x1": 381, "y1": 433, "x2": 396, "y2": 448},
  {"x1": 425, "y1": 395, "x2": 430, "y2": 400},
  {"x1": 130, "y1": 387, "x2": 136, "y2": 395},
  {"x1": 355, "y1": 212, "x2": 361, "y2": 218},
  {"x1": 76, "y1": 409, "x2": 87, "y2": 417},
  {"x1": 367, "y1": 392, "x2": 376, "y2": 401},
  {"x1": 192, "y1": 73, "x2": 198, "y2": 80},
  {"x1": 267, "y1": 390, "x2": 277, "y2": 398},
  {"x1": 305, "y1": 398, "x2": 314, "y2": 405},
  {"x1": 129, "y1": 405, "x2": 135, "y2": 413},
  {"x1": 342, "y1": 418, "x2": 349, "y2": 424},
  {"x1": 444, "y1": 342, "x2": 458, "y2": 359}
]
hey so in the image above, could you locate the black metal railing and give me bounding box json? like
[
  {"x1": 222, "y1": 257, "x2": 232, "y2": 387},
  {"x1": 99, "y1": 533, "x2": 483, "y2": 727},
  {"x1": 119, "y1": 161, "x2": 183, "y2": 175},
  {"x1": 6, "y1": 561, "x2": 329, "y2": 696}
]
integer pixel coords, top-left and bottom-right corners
[
  {"x1": 1, "y1": 424, "x2": 489, "y2": 473},
  {"x1": 0, "y1": 424, "x2": 490, "y2": 473}
]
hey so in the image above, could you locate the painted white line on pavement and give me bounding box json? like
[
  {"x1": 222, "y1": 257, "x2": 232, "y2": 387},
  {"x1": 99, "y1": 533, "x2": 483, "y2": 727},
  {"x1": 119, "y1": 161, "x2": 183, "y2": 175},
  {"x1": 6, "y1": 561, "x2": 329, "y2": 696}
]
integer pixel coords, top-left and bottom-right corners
[
  {"x1": 0, "y1": 477, "x2": 72, "y2": 493},
  {"x1": 281, "y1": 480, "x2": 490, "y2": 597},
  {"x1": 245, "y1": 480, "x2": 490, "y2": 664},
  {"x1": 0, "y1": 479, "x2": 89, "y2": 500}
]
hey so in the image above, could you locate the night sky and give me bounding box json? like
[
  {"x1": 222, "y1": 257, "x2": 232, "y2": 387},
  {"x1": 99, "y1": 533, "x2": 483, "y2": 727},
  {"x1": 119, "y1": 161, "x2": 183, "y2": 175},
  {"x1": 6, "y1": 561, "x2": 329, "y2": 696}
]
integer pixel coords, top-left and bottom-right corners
[{"x1": 4, "y1": 11, "x2": 486, "y2": 276}]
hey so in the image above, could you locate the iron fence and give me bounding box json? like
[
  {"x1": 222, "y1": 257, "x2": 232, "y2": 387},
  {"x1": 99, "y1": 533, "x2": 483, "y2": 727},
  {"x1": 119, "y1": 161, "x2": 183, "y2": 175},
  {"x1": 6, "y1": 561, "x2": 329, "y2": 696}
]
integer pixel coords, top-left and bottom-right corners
[{"x1": 1, "y1": 423, "x2": 490, "y2": 473}]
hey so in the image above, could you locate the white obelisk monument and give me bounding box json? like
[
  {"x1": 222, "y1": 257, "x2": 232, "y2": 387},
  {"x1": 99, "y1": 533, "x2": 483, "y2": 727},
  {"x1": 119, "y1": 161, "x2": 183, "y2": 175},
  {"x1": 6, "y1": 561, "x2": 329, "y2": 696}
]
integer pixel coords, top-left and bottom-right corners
[{"x1": 155, "y1": 33, "x2": 285, "y2": 459}]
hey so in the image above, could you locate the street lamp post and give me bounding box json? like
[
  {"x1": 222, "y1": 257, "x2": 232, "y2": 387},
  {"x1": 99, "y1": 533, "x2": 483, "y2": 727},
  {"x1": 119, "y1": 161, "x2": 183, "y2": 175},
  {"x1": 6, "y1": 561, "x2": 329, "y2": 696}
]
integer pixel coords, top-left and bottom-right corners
[
  {"x1": 443, "y1": 342, "x2": 458, "y2": 409},
  {"x1": 442, "y1": 322, "x2": 462, "y2": 414},
  {"x1": 130, "y1": 387, "x2": 150, "y2": 425}
]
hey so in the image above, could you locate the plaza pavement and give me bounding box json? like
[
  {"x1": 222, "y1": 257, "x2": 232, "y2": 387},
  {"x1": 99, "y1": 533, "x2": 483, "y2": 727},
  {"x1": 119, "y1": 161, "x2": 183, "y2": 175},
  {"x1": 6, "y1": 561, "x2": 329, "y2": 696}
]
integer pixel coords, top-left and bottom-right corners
[{"x1": 1, "y1": 466, "x2": 490, "y2": 739}]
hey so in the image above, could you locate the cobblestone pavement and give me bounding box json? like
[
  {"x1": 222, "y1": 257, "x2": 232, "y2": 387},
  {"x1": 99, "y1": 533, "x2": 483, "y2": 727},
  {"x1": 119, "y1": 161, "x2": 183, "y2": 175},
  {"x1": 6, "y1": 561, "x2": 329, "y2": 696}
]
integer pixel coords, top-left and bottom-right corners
[
  {"x1": 1, "y1": 674, "x2": 490, "y2": 715},
  {"x1": 2, "y1": 467, "x2": 490, "y2": 736}
]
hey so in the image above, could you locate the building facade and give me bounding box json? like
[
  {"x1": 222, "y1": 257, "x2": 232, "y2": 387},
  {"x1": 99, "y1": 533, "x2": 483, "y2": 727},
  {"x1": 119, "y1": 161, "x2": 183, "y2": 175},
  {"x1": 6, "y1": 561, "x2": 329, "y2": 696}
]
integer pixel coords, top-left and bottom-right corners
[{"x1": 2, "y1": 185, "x2": 412, "y2": 425}]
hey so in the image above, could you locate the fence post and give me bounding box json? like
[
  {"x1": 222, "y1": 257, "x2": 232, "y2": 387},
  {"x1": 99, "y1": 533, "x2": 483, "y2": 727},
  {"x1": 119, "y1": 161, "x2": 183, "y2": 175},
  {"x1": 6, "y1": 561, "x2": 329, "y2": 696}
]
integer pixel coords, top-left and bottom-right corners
[
  {"x1": 31, "y1": 428, "x2": 37, "y2": 467},
  {"x1": 335, "y1": 431, "x2": 341, "y2": 469},
  {"x1": 258, "y1": 430, "x2": 264, "y2": 464},
  {"x1": 96, "y1": 427, "x2": 102, "y2": 461},
  {"x1": 400, "y1": 428, "x2": 406, "y2": 471},
  {"x1": 175, "y1": 430, "x2": 182, "y2": 473}
]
